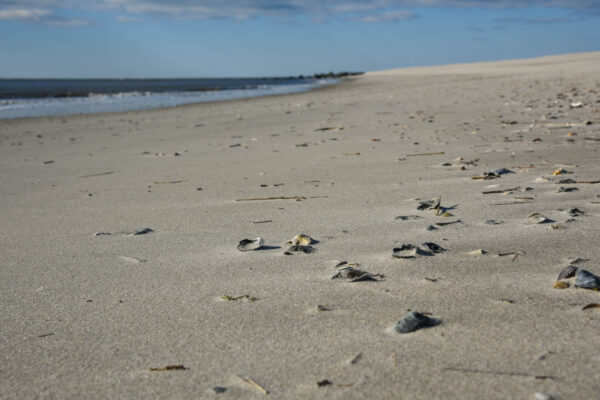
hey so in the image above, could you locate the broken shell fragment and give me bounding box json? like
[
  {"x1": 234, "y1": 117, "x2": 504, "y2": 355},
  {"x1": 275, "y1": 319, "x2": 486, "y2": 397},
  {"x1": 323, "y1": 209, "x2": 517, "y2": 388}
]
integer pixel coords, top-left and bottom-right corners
[
  {"x1": 417, "y1": 196, "x2": 441, "y2": 211},
  {"x1": 553, "y1": 281, "x2": 569, "y2": 289},
  {"x1": 484, "y1": 219, "x2": 503, "y2": 225},
  {"x1": 286, "y1": 244, "x2": 316, "y2": 254},
  {"x1": 388, "y1": 311, "x2": 441, "y2": 334},
  {"x1": 422, "y1": 242, "x2": 445, "y2": 253},
  {"x1": 557, "y1": 178, "x2": 576, "y2": 184},
  {"x1": 129, "y1": 228, "x2": 154, "y2": 236},
  {"x1": 527, "y1": 213, "x2": 553, "y2": 224},
  {"x1": 557, "y1": 186, "x2": 578, "y2": 193},
  {"x1": 237, "y1": 237, "x2": 264, "y2": 252},
  {"x1": 574, "y1": 269, "x2": 600, "y2": 291},
  {"x1": 568, "y1": 208, "x2": 585, "y2": 217},
  {"x1": 332, "y1": 267, "x2": 381, "y2": 282},
  {"x1": 476, "y1": 168, "x2": 513, "y2": 180},
  {"x1": 551, "y1": 168, "x2": 568, "y2": 176},
  {"x1": 392, "y1": 244, "x2": 431, "y2": 258},
  {"x1": 467, "y1": 249, "x2": 487, "y2": 256},
  {"x1": 558, "y1": 265, "x2": 578, "y2": 280},
  {"x1": 285, "y1": 233, "x2": 313, "y2": 246},
  {"x1": 395, "y1": 215, "x2": 423, "y2": 221}
]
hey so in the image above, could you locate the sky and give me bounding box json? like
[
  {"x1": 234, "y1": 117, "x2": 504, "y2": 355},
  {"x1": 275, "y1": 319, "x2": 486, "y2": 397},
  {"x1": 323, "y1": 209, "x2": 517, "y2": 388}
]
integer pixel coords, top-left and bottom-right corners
[{"x1": 0, "y1": 1, "x2": 599, "y2": 78}]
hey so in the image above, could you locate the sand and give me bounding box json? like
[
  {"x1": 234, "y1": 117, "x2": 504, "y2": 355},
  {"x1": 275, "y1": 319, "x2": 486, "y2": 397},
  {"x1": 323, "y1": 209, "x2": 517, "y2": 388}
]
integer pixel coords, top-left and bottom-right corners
[{"x1": 1, "y1": 51, "x2": 600, "y2": 399}]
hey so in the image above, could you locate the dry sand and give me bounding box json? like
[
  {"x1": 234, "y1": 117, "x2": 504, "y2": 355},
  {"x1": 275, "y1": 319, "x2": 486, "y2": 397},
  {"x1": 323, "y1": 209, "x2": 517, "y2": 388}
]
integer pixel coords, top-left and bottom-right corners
[{"x1": 1, "y1": 51, "x2": 600, "y2": 399}]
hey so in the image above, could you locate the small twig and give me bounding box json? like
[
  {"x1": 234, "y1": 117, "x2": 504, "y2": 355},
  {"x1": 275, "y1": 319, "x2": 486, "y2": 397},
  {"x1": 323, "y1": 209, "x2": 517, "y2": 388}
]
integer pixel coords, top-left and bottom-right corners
[
  {"x1": 491, "y1": 201, "x2": 533, "y2": 205},
  {"x1": 406, "y1": 151, "x2": 445, "y2": 157},
  {"x1": 152, "y1": 180, "x2": 187, "y2": 184},
  {"x1": 149, "y1": 364, "x2": 187, "y2": 371},
  {"x1": 236, "y1": 195, "x2": 327, "y2": 201},
  {"x1": 482, "y1": 187, "x2": 519, "y2": 194},
  {"x1": 349, "y1": 352, "x2": 363, "y2": 365},
  {"x1": 236, "y1": 375, "x2": 269, "y2": 395},
  {"x1": 78, "y1": 171, "x2": 116, "y2": 178},
  {"x1": 436, "y1": 219, "x2": 461, "y2": 226},
  {"x1": 443, "y1": 367, "x2": 555, "y2": 380}
]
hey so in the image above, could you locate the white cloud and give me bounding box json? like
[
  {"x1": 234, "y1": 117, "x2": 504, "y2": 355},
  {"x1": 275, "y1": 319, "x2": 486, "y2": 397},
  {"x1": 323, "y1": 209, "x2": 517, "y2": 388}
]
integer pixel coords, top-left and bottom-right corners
[
  {"x1": 0, "y1": 7, "x2": 91, "y2": 25},
  {"x1": 0, "y1": 8, "x2": 50, "y2": 21},
  {"x1": 0, "y1": 0, "x2": 598, "y2": 25},
  {"x1": 352, "y1": 9, "x2": 416, "y2": 22},
  {"x1": 115, "y1": 14, "x2": 142, "y2": 22}
]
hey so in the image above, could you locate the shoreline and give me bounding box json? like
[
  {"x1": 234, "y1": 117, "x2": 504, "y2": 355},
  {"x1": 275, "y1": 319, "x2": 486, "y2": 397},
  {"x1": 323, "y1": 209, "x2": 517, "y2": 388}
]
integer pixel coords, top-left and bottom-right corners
[
  {"x1": 0, "y1": 78, "x2": 347, "y2": 122},
  {"x1": 2, "y1": 52, "x2": 600, "y2": 399}
]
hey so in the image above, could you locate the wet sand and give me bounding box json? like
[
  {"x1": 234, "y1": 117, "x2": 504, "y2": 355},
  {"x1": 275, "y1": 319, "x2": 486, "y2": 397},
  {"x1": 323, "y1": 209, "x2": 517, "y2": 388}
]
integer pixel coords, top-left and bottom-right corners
[{"x1": 1, "y1": 51, "x2": 600, "y2": 399}]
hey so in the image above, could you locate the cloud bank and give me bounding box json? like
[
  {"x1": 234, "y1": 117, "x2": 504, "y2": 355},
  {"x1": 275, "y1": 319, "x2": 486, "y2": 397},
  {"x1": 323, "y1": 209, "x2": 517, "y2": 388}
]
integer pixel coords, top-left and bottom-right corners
[
  {"x1": 0, "y1": 7, "x2": 90, "y2": 25},
  {"x1": 0, "y1": 0, "x2": 597, "y2": 25}
]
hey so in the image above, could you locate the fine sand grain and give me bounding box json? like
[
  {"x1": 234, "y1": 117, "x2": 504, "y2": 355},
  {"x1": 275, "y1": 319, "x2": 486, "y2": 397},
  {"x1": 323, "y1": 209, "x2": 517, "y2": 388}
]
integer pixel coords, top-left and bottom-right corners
[{"x1": 1, "y1": 51, "x2": 600, "y2": 399}]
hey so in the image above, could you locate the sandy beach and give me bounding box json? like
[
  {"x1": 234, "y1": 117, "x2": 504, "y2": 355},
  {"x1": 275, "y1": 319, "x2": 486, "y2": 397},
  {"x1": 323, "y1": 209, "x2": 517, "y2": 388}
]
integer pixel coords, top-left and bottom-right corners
[{"x1": 2, "y1": 51, "x2": 600, "y2": 399}]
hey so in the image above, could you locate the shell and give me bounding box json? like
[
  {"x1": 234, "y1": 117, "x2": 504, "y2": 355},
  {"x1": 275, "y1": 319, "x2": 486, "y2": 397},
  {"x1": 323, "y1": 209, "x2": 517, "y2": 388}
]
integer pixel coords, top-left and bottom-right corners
[
  {"x1": 553, "y1": 281, "x2": 569, "y2": 289},
  {"x1": 575, "y1": 269, "x2": 600, "y2": 290},
  {"x1": 417, "y1": 196, "x2": 441, "y2": 211},
  {"x1": 557, "y1": 265, "x2": 577, "y2": 280},
  {"x1": 557, "y1": 178, "x2": 576, "y2": 184},
  {"x1": 286, "y1": 244, "x2": 316, "y2": 254},
  {"x1": 395, "y1": 215, "x2": 423, "y2": 221},
  {"x1": 527, "y1": 213, "x2": 553, "y2": 224},
  {"x1": 286, "y1": 234, "x2": 313, "y2": 246},
  {"x1": 392, "y1": 244, "x2": 431, "y2": 258},
  {"x1": 332, "y1": 267, "x2": 379, "y2": 282},
  {"x1": 568, "y1": 208, "x2": 585, "y2": 217},
  {"x1": 237, "y1": 237, "x2": 264, "y2": 252},
  {"x1": 485, "y1": 219, "x2": 503, "y2": 225},
  {"x1": 389, "y1": 311, "x2": 441, "y2": 334},
  {"x1": 422, "y1": 242, "x2": 445, "y2": 253},
  {"x1": 467, "y1": 249, "x2": 487, "y2": 256}
]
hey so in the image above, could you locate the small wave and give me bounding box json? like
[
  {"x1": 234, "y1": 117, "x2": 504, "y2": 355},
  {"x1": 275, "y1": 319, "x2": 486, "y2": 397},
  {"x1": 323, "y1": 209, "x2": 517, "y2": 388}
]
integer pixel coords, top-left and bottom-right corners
[{"x1": 0, "y1": 79, "x2": 337, "y2": 119}]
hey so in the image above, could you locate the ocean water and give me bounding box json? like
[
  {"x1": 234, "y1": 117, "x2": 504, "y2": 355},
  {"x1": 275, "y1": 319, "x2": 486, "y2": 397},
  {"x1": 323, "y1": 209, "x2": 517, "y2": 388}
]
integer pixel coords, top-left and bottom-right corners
[{"x1": 0, "y1": 78, "x2": 334, "y2": 119}]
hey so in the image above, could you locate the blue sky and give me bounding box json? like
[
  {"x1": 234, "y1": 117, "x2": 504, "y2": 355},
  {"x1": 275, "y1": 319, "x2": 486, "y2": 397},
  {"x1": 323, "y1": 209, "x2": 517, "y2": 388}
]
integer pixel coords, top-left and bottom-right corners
[{"x1": 0, "y1": 1, "x2": 599, "y2": 78}]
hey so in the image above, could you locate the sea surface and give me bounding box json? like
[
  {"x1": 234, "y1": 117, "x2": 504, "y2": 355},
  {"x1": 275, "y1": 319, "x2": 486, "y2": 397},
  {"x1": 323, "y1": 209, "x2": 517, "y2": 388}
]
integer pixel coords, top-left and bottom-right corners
[{"x1": 0, "y1": 78, "x2": 334, "y2": 119}]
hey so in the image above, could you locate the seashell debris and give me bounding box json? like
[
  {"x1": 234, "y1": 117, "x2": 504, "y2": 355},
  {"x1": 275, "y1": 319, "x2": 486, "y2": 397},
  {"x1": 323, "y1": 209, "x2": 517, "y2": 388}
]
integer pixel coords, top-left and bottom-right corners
[
  {"x1": 568, "y1": 207, "x2": 585, "y2": 217},
  {"x1": 574, "y1": 269, "x2": 600, "y2": 291},
  {"x1": 388, "y1": 311, "x2": 441, "y2": 334},
  {"x1": 551, "y1": 168, "x2": 568, "y2": 175},
  {"x1": 467, "y1": 249, "x2": 487, "y2": 256},
  {"x1": 395, "y1": 215, "x2": 423, "y2": 221},
  {"x1": 237, "y1": 237, "x2": 264, "y2": 252},
  {"x1": 484, "y1": 219, "x2": 503, "y2": 225},
  {"x1": 422, "y1": 242, "x2": 445, "y2": 253},
  {"x1": 556, "y1": 186, "x2": 578, "y2": 193},
  {"x1": 285, "y1": 233, "x2": 313, "y2": 246},
  {"x1": 557, "y1": 178, "x2": 576, "y2": 184},
  {"x1": 553, "y1": 281, "x2": 569, "y2": 289},
  {"x1": 286, "y1": 244, "x2": 316, "y2": 254},
  {"x1": 558, "y1": 265, "x2": 578, "y2": 280},
  {"x1": 392, "y1": 244, "x2": 431, "y2": 258},
  {"x1": 417, "y1": 196, "x2": 441, "y2": 211},
  {"x1": 332, "y1": 266, "x2": 381, "y2": 282},
  {"x1": 527, "y1": 213, "x2": 553, "y2": 224}
]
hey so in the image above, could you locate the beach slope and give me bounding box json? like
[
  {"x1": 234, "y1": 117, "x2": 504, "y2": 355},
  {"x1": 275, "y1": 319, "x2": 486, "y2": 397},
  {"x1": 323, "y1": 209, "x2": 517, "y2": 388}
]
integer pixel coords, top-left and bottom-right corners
[{"x1": 1, "y1": 51, "x2": 600, "y2": 399}]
